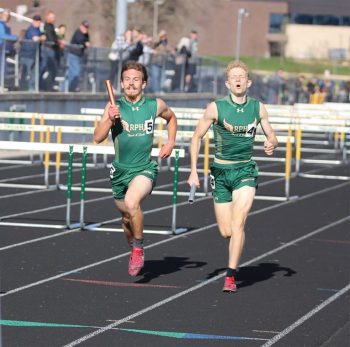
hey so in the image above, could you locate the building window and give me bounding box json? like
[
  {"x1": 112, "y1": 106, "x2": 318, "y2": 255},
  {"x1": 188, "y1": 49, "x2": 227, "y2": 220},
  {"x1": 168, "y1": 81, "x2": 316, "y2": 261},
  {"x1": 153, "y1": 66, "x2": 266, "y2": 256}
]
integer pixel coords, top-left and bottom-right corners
[
  {"x1": 292, "y1": 14, "x2": 313, "y2": 24},
  {"x1": 269, "y1": 13, "x2": 287, "y2": 33},
  {"x1": 341, "y1": 17, "x2": 350, "y2": 26},
  {"x1": 292, "y1": 14, "x2": 350, "y2": 26},
  {"x1": 269, "y1": 42, "x2": 283, "y2": 57},
  {"x1": 315, "y1": 15, "x2": 339, "y2": 25}
]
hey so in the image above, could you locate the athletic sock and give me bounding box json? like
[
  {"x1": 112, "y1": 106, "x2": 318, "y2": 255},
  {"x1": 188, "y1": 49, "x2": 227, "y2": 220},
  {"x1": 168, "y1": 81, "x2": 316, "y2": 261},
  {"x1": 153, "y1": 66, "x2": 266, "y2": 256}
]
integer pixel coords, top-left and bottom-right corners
[
  {"x1": 133, "y1": 238, "x2": 144, "y2": 249},
  {"x1": 226, "y1": 268, "x2": 237, "y2": 278}
]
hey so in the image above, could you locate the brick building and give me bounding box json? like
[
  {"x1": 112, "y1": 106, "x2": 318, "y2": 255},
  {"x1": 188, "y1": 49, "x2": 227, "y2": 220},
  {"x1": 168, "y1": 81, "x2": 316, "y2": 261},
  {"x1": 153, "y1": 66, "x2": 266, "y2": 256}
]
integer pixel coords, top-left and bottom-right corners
[{"x1": 2, "y1": 0, "x2": 350, "y2": 60}]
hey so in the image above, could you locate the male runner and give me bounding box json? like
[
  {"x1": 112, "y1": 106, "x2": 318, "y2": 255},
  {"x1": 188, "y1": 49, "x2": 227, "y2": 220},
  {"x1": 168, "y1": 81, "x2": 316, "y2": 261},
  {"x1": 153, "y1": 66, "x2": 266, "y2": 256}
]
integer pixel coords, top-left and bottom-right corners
[
  {"x1": 94, "y1": 61, "x2": 177, "y2": 276},
  {"x1": 187, "y1": 60, "x2": 278, "y2": 292}
]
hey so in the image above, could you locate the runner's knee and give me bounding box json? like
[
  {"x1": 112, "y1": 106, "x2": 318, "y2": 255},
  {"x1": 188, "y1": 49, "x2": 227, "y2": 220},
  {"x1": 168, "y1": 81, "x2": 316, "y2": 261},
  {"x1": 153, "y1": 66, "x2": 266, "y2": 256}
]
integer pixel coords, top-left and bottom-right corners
[
  {"x1": 122, "y1": 214, "x2": 130, "y2": 225},
  {"x1": 218, "y1": 225, "x2": 231, "y2": 238},
  {"x1": 231, "y1": 220, "x2": 246, "y2": 233},
  {"x1": 124, "y1": 198, "x2": 140, "y2": 216}
]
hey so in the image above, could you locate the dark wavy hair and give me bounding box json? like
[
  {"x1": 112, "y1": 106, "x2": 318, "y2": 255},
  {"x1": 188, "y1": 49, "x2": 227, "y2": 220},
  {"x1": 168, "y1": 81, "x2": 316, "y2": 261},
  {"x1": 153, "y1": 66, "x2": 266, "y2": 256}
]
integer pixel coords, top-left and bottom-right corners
[{"x1": 121, "y1": 61, "x2": 148, "y2": 83}]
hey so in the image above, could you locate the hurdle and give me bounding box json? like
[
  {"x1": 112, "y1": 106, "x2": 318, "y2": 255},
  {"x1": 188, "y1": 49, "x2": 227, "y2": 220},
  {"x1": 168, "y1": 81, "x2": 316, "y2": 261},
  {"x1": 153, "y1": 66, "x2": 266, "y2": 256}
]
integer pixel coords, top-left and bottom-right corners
[
  {"x1": 290, "y1": 104, "x2": 350, "y2": 180},
  {"x1": 60, "y1": 144, "x2": 188, "y2": 234},
  {"x1": 0, "y1": 123, "x2": 108, "y2": 188},
  {"x1": 294, "y1": 126, "x2": 350, "y2": 181},
  {"x1": 0, "y1": 111, "x2": 100, "y2": 155},
  {"x1": 0, "y1": 141, "x2": 190, "y2": 234},
  {"x1": 155, "y1": 127, "x2": 296, "y2": 201}
]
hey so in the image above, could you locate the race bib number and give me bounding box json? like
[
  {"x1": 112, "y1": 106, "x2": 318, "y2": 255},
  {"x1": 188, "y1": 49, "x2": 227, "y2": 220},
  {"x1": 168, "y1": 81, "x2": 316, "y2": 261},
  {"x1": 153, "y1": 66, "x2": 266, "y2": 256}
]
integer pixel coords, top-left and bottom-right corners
[
  {"x1": 210, "y1": 174, "x2": 215, "y2": 189},
  {"x1": 245, "y1": 124, "x2": 256, "y2": 137},
  {"x1": 145, "y1": 119, "x2": 154, "y2": 134},
  {"x1": 245, "y1": 119, "x2": 257, "y2": 137},
  {"x1": 109, "y1": 164, "x2": 116, "y2": 179}
]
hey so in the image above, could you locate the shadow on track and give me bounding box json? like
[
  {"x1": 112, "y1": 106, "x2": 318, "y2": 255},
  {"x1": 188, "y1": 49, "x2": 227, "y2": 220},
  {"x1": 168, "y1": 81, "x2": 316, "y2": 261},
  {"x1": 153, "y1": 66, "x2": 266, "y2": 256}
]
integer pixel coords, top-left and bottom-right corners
[
  {"x1": 136, "y1": 257, "x2": 207, "y2": 283},
  {"x1": 205, "y1": 262, "x2": 297, "y2": 288}
]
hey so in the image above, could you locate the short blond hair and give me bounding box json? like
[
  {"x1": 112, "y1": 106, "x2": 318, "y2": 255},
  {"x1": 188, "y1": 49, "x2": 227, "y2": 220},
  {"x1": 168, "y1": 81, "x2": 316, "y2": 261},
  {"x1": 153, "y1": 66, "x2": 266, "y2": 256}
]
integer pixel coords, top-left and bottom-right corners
[{"x1": 225, "y1": 60, "x2": 249, "y2": 79}]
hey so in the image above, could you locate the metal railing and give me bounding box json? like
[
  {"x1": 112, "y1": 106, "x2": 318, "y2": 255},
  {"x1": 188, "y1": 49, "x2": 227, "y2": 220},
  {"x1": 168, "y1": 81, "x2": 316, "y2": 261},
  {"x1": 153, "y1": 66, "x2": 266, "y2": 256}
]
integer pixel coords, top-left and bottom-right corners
[
  {"x1": 0, "y1": 39, "x2": 226, "y2": 95},
  {"x1": 1, "y1": 38, "x2": 350, "y2": 104}
]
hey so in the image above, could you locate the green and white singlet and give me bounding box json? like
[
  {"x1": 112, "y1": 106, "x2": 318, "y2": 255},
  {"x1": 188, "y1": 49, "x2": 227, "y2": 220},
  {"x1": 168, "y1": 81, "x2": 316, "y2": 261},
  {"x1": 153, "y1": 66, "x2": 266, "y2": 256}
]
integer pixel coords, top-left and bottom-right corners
[
  {"x1": 214, "y1": 95, "x2": 261, "y2": 162},
  {"x1": 111, "y1": 96, "x2": 157, "y2": 166}
]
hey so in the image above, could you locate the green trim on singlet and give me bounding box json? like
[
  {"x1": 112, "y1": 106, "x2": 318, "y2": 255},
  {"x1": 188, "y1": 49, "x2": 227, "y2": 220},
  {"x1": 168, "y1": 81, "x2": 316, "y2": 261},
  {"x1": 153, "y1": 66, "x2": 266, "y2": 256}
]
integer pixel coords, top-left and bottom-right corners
[
  {"x1": 213, "y1": 95, "x2": 261, "y2": 161},
  {"x1": 111, "y1": 96, "x2": 158, "y2": 166}
]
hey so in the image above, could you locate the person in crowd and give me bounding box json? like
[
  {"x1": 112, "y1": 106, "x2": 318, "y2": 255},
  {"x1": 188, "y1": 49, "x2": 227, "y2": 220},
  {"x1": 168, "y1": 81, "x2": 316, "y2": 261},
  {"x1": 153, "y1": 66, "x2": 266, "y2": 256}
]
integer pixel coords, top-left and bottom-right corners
[
  {"x1": 0, "y1": 9, "x2": 18, "y2": 86},
  {"x1": 294, "y1": 75, "x2": 307, "y2": 103},
  {"x1": 306, "y1": 77, "x2": 317, "y2": 101},
  {"x1": 185, "y1": 29, "x2": 199, "y2": 92},
  {"x1": 66, "y1": 20, "x2": 90, "y2": 92},
  {"x1": 55, "y1": 24, "x2": 67, "y2": 73},
  {"x1": 19, "y1": 14, "x2": 46, "y2": 91},
  {"x1": 128, "y1": 27, "x2": 143, "y2": 62},
  {"x1": 187, "y1": 60, "x2": 278, "y2": 293},
  {"x1": 149, "y1": 30, "x2": 172, "y2": 93},
  {"x1": 93, "y1": 61, "x2": 177, "y2": 277},
  {"x1": 337, "y1": 81, "x2": 350, "y2": 103},
  {"x1": 309, "y1": 84, "x2": 326, "y2": 104},
  {"x1": 172, "y1": 36, "x2": 191, "y2": 91},
  {"x1": 138, "y1": 33, "x2": 153, "y2": 67},
  {"x1": 108, "y1": 29, "x2": 133, "y2": 87},
  {"x1": 56, "y1": 24, "x2": 66, "y2": 41},
  {"x1": 267, "y1": 69, "x2": 285, "y2": 104},
  {"x1": 41, "y1": 10, "x2": 60, "y2": 91}
]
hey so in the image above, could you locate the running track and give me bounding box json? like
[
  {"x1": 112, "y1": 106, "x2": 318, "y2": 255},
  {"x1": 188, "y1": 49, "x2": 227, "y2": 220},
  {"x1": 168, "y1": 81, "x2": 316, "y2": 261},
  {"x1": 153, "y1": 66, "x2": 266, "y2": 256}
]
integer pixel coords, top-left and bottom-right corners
[{"x1": 0, "y1": 142, "x2": 349, "y2": 346}]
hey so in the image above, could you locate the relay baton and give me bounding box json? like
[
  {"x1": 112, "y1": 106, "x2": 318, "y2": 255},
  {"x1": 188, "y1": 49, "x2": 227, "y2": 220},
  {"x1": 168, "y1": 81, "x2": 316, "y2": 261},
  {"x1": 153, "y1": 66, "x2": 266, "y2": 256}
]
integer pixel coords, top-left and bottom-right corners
[
  {"x1": 188, "y1": 184, "x2": 197, "y2": 204},
  {"x1": 105, "y1": 80, "x2": 116, "y2": 105}
]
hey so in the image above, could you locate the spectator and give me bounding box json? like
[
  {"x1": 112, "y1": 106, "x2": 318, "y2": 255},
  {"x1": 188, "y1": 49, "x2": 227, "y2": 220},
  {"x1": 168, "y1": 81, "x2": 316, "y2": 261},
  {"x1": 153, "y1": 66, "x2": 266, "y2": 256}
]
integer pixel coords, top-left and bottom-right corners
[
  {"x1": 108, "y1": 29, "x2": 132, "y2": 87},
  {"x1": 172, "y1": 36, "x2": 191, "y2": 91},
  {"x1": 138, "y1": 33, "x2": 153, "y2": 67},
  {"x1": 185, "y1": 29, "x2": 199, "y2": 92},
  {"x1": 294, "y1": 75, "x2": 308, "y2": 103},
  {"x1": 128, "y1": 28, "x2": 143, "y2": 62},
  {"x1": 323, "y1": 79, "x2": 334, "y2": 102},
  {"x1": 41, "y1": 11, "x2": 60, "y2": 91},
  {"x1": 337, "y1": 81, "x2": 350, "y2": 103},
  {"x1": 267, "y1": 69, "x2": 285, "y2": 104},
  {"x1": 66, "y1": 20, "x2": 90, "y2": 92},
  {"x1": 309, "y1": 84, "x2": 326, "y2": 104},
  {"x1": 0, "y1": 9, "x2": 18, "y2": 85},
  {"x1": 55, "y1": 24, "x2": 67, "y2": 73},
  {"x1": 19, "y1": 14, "x2": 46, "y2": 91},
  {"x1": 56, "y1": 24, "x2": 66, "y2": 41},
  {"x1": 149, "y1": 30, "x2": 172, "y2": 93},
  {"x1": 306, "y1": 77, "x2": 317, "y2": 99}
]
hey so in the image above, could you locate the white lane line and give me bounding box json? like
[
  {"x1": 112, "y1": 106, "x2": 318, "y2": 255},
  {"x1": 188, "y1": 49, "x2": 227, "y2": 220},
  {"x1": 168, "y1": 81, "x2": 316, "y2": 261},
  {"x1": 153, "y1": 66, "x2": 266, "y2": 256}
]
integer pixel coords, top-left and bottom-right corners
[
  {"x1": 0, "y1": 222, "x2": 213, "y2": 298},
  {"x1": 261, "y1": 283, "x2": 350, "y2": 347},
  {"x1": 1, "y1": 179, "x2": 348, "y2": 256},
  {"x1": 0, "y1": 158, "x2": 279, "y2": 202},
  {"x1": 0, "y1": 164, "x2": 25, "y2": 171},
  {"x1": 0, "y1": 163, "x2": 103, "y2": 184},
  {"x1": 62, "y1": 215, "x2": 350, "y2": 347},
  {"x1": 0, "y1": 187, "x2": 57, "y2": 200},
  {"x1": 0, "y1": 158, "x2": 322, "y2": 217},
  {"x1": 0, "y1": 177, "x2": 185, "y2": 220},
  {"x1": 0, "y1": 195, "x2": 110, "y2": 220},
  {"x1": 0, "y1": 229, "x2": 78, "y2": 251},
  {"x1": 0, "y1": 182, "x2": 349, "y2": 278},
  {"x1": 1, "y1": 199, "x2": 212, "y2": 251}
]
